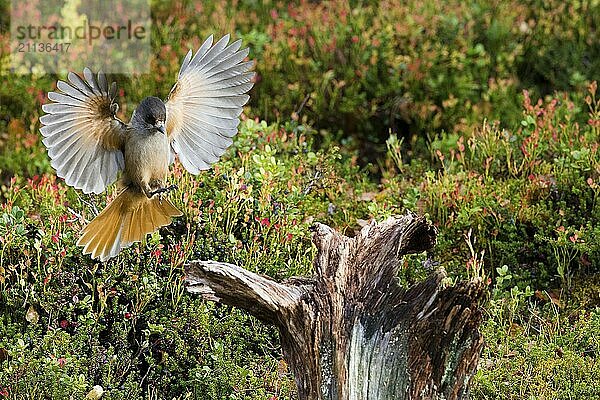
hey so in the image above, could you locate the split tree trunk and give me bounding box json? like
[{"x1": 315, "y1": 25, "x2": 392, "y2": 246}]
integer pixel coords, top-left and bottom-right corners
[{"x1": 185, "y1": 213, "x2": 485, "y2": 400}]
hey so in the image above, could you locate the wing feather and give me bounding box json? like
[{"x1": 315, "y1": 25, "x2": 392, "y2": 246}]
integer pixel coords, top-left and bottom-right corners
[
  {"x1": 47, "y1": 92, "x2": 86, "y2": 107},
  {"x1": 171, "y1": 137, "x2": 209, "y2": 174},
  {"x1": 179, "y1": 127, "x2": 225, "y2": 158},
  {"x1": 56, "y1": 80, "x2": 89, "y2": 101},
  {"x1": 40, "y1": 68, "x2": 126, "y2": 194},
  {"x1": 69, "y1": 150, "x2": 93, "y2": 187},
  {"x1": 165, "y1": 35, "x2": 254, "y2": 175},
  {"x1": 195, "y1": 40, "x2": 243, "y2": 74},
  {"x1": 83, "y1": 68, "x2": 101, "y2": 95},
  {"x1": 199, "y1": 47, "x2": 250, "y2": 76},
  {"x1": 183, "y1": 83, "x2": 254, "y2": 98},
  {"x1": 109, "y1": 82, "x2": 117, "y2": 99},
  {"x1": 187, "y1": 35, "x2": 214, "y2": 73},
  {"x1": 40, "y1": 112, "x2": 89, "y2": 126},
  {"x1": 47, "y1": 131, "x2": 89, "y2": 159},
  {"x1": 179, "y1": 95, "x2": 249, "y2": 108},
  {"x1": 183, "y1": 108, "x2": 240, "y2": 130},
  {"x1": 67, "y1": 71, "x2": 95, "y2": 96},
  {"x1": 44, "y1": 119, "x2": 101, "y2": 152},
  {"x1": 199, "y1": 72, "x2": 255, "y2": 91},
  {"x1": 178, "y1": 50, "x2": 193, "y2": 78},
  {"x1": 180, "y1": 139, "x2": 217, "y2": 168},
  {"x1": 97, "y1": 71, "x2": 108, "y2": 94},
  {"x1": 203, "y1": 60, "x2": 255, "y2": 81},
  {"x1": 41, "y1": 103, "x2": 74, "y2": 114},
  {"x1": 190, "y1": 35, "x2": 230, "y2": 71},
  {"x1": 179, "y1": 103, "x2": 242, "y2": 119}
]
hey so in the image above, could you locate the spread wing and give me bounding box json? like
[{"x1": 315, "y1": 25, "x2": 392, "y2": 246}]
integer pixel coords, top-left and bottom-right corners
[
  {"x1": 40, "y1": 68, "x2": 127, "y2": 194},
  {"x1": 165, "y1": 34, "x2": 255, "y2": 174}
]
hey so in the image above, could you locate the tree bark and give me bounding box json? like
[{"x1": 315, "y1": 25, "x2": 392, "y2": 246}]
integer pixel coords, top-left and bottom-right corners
[{"x1": 185, "y1": 213, "x2": 485, "y2": 400}]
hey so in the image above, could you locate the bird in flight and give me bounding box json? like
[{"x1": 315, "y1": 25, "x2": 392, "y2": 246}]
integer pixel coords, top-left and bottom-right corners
[{"x1": 40, "y1": 35, "x2": 254, "y2": 261}]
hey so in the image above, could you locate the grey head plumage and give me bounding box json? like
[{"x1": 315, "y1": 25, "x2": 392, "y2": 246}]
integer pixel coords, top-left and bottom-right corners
[{"x1": 131, "y1": 96, "x2": 167, "y2": 134}]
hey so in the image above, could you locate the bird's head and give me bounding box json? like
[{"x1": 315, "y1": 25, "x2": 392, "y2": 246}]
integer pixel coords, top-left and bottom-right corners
[{"x1": 132, "y1": 96, "x2": 167, "y2": 134}]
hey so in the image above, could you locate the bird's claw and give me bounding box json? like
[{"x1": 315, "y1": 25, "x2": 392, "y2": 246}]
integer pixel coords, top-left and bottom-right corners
[{"x1": 149, "y1": 184, "x2": 178, "y2": 200}]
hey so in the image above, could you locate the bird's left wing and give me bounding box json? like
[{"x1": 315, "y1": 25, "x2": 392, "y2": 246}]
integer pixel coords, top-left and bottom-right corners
[{"x1": 164, "y1": 34, "x2": 255, "y2": 174}]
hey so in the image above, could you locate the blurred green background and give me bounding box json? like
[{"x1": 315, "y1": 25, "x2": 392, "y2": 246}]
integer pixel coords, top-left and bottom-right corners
[{"x1": 1, "y1": 0, "x2": 599, "y2": 398}]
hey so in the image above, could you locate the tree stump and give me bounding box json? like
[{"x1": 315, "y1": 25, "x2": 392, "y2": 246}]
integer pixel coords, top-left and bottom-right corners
[{"x1": 185, "y1": 213, "x2": 485, "y2": 400}]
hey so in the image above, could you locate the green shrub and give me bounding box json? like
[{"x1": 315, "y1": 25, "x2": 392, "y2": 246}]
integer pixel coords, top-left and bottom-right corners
[
  {"x1": 382, "y1": 83, "x2": 600, "y2": 289},
  {"x1": 517, "y1": 0, "x2": 600, "y2": 95},
  {"x1": 473, "y1": 284, "x2": 600, "y2": 400}
]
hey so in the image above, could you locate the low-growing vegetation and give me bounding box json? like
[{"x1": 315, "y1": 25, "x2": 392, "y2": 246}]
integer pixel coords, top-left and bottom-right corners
[{"x1": 1, "y1": 0, "x2": 599, "y2": 398}]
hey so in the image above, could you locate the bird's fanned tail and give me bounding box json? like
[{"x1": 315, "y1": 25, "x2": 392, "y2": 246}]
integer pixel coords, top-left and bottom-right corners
[{"x1": 76, "y1": 188, "x2": 182, "y2": 261}]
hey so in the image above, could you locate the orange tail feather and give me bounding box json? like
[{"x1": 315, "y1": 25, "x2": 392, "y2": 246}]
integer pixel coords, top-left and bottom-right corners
[{"x1": 77, "y1": 188, "x2": 182, "y2": 261}]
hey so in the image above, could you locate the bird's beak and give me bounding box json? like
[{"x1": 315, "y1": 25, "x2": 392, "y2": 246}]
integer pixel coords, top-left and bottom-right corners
[{"x1": 156, "y1": 121, "x2": 166, "y2": 135}]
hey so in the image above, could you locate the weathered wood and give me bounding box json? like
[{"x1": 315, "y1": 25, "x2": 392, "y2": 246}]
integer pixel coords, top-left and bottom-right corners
[{"x1": 185, "y1": 213, "x2": 485, "y2": 399}]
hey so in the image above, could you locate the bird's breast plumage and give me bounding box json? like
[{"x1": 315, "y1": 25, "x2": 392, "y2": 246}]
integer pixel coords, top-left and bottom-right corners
[{"x1": 124, "y1": 129, "x2": 170, "y2": 190}]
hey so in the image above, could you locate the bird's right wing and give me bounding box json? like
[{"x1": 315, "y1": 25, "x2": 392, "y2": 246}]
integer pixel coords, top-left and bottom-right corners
[{"x1": 40, "y1": 68, "x2": 127, "y2": 194}]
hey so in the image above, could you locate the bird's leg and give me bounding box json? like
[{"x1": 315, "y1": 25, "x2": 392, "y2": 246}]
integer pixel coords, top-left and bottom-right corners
[
  {"x1": 147, "y1": 179, "x2": 178, "y2": 201},
  {"x1": 149, "y1": 184, "x2": 178, "y2": 198},
  {"x1": 140, "y1": 182, "x2": 154, "y2": 199}
]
